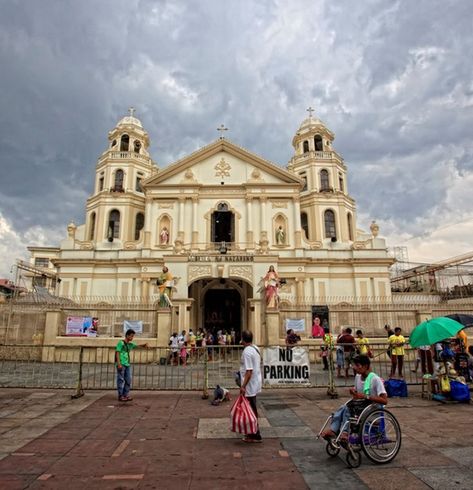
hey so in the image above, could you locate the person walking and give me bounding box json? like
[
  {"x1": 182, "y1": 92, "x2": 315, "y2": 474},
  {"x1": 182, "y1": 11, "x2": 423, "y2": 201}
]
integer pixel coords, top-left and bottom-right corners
[
  {"x1": 239, "y1": 330, "x2": 262, "y2": 443},
  {"x1": 115, "y1": 329, "x2": 149, "y2": 402}
]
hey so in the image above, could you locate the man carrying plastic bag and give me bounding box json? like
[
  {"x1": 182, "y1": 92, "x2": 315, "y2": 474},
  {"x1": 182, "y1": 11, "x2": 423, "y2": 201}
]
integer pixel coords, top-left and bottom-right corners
[{"x1": 231, "y1": 330, "x2": 262, "y2": 443}]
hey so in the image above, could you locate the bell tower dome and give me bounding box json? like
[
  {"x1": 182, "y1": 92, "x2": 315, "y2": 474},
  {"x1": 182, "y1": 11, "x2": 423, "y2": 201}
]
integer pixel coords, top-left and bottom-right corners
[
  {"x1": 287, "y1": 107, "x2": 357, "y2": 245},
  {"x1": 85, "y1": 108, "x2": 157, "y2": 248}
]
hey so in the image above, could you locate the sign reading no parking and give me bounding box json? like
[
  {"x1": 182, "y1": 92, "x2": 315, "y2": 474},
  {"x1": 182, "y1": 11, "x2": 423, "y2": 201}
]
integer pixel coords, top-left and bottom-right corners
[{"x1": 263, "y1": 346, "x2": 310, "y2": 385}]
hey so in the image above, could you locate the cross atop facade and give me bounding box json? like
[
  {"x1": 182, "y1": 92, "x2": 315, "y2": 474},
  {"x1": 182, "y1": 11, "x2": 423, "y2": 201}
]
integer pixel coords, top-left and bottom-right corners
[
  {"x1": 128, "y1": 107, "x2": 136, "y2": 117},
  {"x1": 217, "y1": 124, "x2": 228, "y2": 139},
  {"x1": 306, "y1": 106, "x2": 315, "y2": 117}
]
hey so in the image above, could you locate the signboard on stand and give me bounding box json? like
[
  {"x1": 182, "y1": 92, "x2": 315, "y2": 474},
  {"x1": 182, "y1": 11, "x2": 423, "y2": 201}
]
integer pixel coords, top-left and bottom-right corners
[{"x1": 263, "y1": 346, "x2": 310, "y2": 385}]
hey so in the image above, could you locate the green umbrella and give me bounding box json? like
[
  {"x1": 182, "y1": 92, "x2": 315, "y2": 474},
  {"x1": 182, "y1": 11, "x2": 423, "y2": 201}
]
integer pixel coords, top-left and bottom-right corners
[{"x1": 409, "y1": 317, "x2": 464, "y2": 348}]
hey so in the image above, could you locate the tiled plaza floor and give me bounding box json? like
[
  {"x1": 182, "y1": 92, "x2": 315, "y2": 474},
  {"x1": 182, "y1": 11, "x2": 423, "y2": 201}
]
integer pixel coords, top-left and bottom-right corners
[{"x1": 0, "y1": 386, "x2": 472, "y2": 489}]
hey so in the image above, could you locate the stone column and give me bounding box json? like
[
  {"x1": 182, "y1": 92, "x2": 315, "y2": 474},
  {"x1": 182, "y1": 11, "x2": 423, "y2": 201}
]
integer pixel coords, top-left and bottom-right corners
[
  {"x1": 293, "y1": 198, "x2": 302, "y2": 247},
  {"x1": 260, "y1": 196, "x2": 267, "y2": 235},
  {"x1": 157, "y1": 308, "x2": 173, "y2": 347},
  {"x1": 143, "y1": 197, "x2": 152, "y2": 247},
  {"x1": 41, "y1": 310, "x2": 61, "y2": 361},
  {"x1": 296, "y1": 277, "x2": 305, "y2": 303},
  {"x1": 192, "y1": 197, "x2": 198, "y2": 247},
  {"x1": 141, "y1": 278, "x2": 150, "y2": 300},
  {"x1": 265, "y1": 310, "x2": 280, "y2": 346},
  {"x1": 178, "y1": 197, "x2": 185, "y2": 236},
  {"x1": 246, "y1": 197, "x2": 254, "y2": 247},
  {"x1": 248, "y1": 298, "x2": 262, "y2": 344}
]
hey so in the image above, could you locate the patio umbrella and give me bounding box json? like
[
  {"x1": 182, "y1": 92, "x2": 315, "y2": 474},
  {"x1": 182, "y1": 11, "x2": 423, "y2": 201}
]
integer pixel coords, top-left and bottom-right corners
[
  {"x1": 445, "y1": 313, "x2": 473, "y2": 328},
  {"x1": 409, "y1": 317, "x2": 464, "y2": 348}
]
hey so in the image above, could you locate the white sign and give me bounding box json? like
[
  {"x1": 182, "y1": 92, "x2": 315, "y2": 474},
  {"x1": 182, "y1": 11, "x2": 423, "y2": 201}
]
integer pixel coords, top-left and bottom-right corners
[
  {"x1": 66, "y1": 316, "x2": 91, "y2": 336},
  {"x1": 285, "y1": 318, "x2": 305, "y2": 333},
  {"x1": 263, "y1": 346, "x2": 310, "y2": 385},
  {"x1": 123, "y1": 320, "x2": 143, "y2": 335}
]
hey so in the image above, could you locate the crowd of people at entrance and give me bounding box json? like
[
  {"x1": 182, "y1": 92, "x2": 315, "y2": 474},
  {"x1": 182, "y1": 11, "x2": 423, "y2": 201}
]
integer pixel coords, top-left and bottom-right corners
[{"x1": 167, "y1": 328, "x2": 238, "y2": 365}]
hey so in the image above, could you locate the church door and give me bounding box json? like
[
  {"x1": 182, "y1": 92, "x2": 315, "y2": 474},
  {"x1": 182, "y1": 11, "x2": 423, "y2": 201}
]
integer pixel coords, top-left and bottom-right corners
[
  {"x1": 211, "y1": 203, "x2": 234, "y2": 244},
  {"x1": 204, "y1": 288, "x2": 241, "y2": 341}
]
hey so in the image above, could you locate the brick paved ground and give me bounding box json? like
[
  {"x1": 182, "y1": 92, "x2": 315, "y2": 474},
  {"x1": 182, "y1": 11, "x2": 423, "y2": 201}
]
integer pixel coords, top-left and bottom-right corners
[{"x1": 0, "y1": 387, "x2": 472, "y2": 489}]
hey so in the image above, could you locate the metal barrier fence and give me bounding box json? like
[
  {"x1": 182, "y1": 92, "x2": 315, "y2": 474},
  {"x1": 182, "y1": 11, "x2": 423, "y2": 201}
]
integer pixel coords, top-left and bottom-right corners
[{"x1": 0, "y1": 344, "x2": 420, "y2": 394}]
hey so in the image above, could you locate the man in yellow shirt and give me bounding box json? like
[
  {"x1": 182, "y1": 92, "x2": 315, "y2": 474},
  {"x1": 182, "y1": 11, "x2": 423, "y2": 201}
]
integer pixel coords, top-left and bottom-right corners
[
  {"x1": 389, "y1": 327, "x2": 406, "y2": 378},
  {"x1": 356, "y1": 329, "x2": 370, "y2": 356}
]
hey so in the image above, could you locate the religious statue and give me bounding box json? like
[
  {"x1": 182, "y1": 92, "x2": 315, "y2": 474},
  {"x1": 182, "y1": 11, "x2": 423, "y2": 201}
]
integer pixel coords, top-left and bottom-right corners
[
  {"x1": 263, "y1": 265, "x2": 280, "y2": 309},
  {"x1": 370, "y1": 220, "x2": 379, "y2": 238},
  {"x1": 156, "y1": 266, "x2": 173, "y2": 307},
  {"x1": 275, "y1": 225, "x2": 286, "y2": 245},
  {"x1": 160, "y1": 226, "x2": 169, "y2": 245}
]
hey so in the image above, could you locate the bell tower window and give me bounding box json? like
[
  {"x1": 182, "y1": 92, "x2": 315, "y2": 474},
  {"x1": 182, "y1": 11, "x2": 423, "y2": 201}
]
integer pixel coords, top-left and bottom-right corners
[
  {"x1": 339, "y1": 173, "x2": 344, "y2": 192},
  {"x1": 314, "y1": 134, "x2": 323, "y2": 151},
  {"x1": 300, "y1": 172, "x2": 308, "y2": 192},
  {"x1": 301, "y1": 212, "x2": 309, "y2": 239},
  {"x1": 324, "y1": 210, "x2": 336, "y2": 239},
  {"x1": 136, "y1": 172, "x2": 143, "y2": 192},
  {"x1": 89, "y1": 212, "x2": 96, "y2": 241},
  {"x1": 135, "y1": 213, "x2": 145, "y2": 240},
  {"x1": 108, "y1": 210, "x2": 120, "y2": 240},
  {"x1": 303, "y1": 140, "x2": 309, "y2": 153},
  {"x1": 134, "y1": 140, "x2": 141, "y2": 153},
  {"x1": 98, "y1": 172, "x2": 104, "y2": 192},
  {"x1": 113, "y1": 169, "x2": 124, "y2": 192},
  {"x1": 320, "y1": 169, "x2": 330, "y2": 191},
  {"x1": 120, "y1": 134, "x2": 129, "y2": 151}
]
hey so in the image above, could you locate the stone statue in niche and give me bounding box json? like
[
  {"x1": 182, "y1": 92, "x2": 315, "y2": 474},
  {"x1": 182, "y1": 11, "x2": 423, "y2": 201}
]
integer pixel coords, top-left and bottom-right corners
[
  {"x1": 160, "y1": 226, "x2": 169, "y2": 245},
  {"x1": 275, "y1": 225, "x2": 286, "y2": 245}
]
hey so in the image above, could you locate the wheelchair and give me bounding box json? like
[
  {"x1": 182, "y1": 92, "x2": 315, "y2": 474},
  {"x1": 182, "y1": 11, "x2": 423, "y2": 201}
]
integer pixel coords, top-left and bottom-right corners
[{"x1": 317, "y1": 400, "x2": 401, "y2": 468}]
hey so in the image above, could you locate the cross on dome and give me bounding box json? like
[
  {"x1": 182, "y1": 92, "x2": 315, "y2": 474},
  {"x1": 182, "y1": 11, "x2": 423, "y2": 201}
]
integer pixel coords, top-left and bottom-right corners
[
  {"x1": 217, "y1": 124, "x2": 228, "y2": 139},
  {"x1": 128, "y1": 107, "x2": 136, "y2": 117},
  {"x1": 306, "y1": 106, "x2": 315, "y2": 118}
]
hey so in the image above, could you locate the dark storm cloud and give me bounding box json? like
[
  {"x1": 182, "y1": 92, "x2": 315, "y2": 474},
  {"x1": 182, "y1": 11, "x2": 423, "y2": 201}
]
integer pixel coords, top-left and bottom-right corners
[{"x1": 1, "y1": 0, "x2": 473, "y2": 274}]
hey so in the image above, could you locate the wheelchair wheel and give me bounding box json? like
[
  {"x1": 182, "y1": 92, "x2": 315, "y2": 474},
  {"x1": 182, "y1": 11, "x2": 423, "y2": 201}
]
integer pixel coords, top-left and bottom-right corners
[
  {"x1": 346, "y1": 451, "x2": 361, "y2": 468},
  {"x1": 326, "y1": 441, "x2": 340, "y2": 457},
  {"x1": 359, "y1": 408, "x2": 401, "y2": 464}
]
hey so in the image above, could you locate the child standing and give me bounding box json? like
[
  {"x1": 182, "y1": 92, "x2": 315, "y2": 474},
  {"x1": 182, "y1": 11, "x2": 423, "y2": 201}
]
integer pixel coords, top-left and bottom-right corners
[{"x1": 115, "y1": 329, "x2": 148, "y2": 402}]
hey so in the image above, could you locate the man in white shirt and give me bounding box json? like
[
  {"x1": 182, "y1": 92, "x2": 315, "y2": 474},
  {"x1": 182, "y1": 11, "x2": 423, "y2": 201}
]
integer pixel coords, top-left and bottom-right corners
[{"x1": 239, "y1": 330, "x2": 262, "y2": 443}]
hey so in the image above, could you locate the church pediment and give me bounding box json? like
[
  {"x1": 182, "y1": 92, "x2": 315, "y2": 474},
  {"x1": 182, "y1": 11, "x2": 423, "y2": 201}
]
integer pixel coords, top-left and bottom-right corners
[{"x1": 143, "y1": 139, "x2": 302, "y2": 188}]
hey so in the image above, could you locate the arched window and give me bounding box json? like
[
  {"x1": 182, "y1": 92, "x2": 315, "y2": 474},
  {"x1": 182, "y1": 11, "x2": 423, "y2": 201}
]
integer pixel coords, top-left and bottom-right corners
[
  {"x1": 111, "y1": 139, "x2": 117, "y2": 148},
  {"x1": 120, "y1": 134, "x2": 129, "y2": 151},
  {"x1": 300, "y1": 172, "x2": 308, "y2": 192},
  {"x1": 339, "y1": 173, "x2": 344, "y2": 192},
  {"x1": 347, "y1": 213, "x2": 353, "y2": 241},
  {"x1": 114, "y1": 169, "x2": 124, "y2": 192},
  {"x1": 301, "y1": 212, "x2": 309, "y2": 239},
  {"x1": 324, "y1": 210, "x2": 336, "y2": 239},
  {"x1": 135, "y1": 213, "x2": 145, "y2": 240},
  {"x1": 303, "y1": 140, "x2": 309, "y2": 153},
  {"x1": 89, "y1": 212, "x2": 96, "y2": 241},
  {"x1": 98, "y1": 172, "x2": 104, "y2": 191},
  {"x1": 314, "y1": 134, "x2": 323, "y2": 151},
  {"x1": 320, "y1": 169, "x2": 330, "y2": 191},
  {"x1": 108, "y1": 210, "x2": 120, "y2": 240},
  {"x1": 134, "y1": 140, "x2": 141, "y2": 153}
]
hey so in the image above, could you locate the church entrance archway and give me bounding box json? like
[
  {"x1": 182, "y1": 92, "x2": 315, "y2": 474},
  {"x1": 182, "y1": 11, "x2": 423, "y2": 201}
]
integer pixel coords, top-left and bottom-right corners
[{"x1": 188, "y1": 278, "x2": 253, "y2": 343}]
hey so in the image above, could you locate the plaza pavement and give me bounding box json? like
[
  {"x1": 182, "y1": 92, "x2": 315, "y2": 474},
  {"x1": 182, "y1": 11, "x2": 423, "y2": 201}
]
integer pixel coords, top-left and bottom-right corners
[{"x1": 0, "y1": 386, "x2": 472, "y2": 489}]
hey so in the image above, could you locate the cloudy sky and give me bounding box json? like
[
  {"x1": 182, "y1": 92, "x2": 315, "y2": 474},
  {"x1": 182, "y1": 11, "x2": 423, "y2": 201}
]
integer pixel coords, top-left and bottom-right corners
[{"x1": 1, "y1": 0, "x2": 473, "y2": 277}]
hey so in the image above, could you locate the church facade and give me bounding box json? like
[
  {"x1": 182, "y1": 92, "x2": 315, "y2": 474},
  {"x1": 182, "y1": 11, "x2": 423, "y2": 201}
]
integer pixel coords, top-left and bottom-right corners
[{"x1": 28, "y1": 110, "x2": 393, "y2": 340}]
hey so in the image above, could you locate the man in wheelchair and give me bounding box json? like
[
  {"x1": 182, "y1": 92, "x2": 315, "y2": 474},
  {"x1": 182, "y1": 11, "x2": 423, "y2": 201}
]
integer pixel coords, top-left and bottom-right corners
[{"x1": 321, "y1": 355, "x2": 388, "y2": 443}]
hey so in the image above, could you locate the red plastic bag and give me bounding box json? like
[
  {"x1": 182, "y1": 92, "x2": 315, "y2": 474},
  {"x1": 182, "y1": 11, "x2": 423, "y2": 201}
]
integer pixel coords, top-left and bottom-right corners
[{"x1": 230, "y1": 395, "x2": 258, "y2": 434}]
